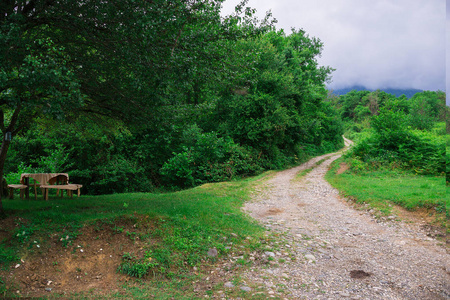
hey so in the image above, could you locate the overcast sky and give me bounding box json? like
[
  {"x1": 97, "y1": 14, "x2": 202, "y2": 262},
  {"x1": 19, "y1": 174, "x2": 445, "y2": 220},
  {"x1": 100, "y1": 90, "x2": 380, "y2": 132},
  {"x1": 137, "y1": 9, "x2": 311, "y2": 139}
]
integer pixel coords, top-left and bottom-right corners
[
  {"x1": 447, "y1": 0, "x2": 449, "y2": 101},
  {"x1": 221, "y1": 0, "x2": 446, "y2": 92}
]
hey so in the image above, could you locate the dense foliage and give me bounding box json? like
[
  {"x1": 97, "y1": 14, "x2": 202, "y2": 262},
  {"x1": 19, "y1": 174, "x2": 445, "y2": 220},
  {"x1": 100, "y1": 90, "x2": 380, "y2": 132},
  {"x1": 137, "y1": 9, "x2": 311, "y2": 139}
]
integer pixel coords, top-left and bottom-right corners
[
  {"x1": 331, "y1": 90, "x2": 446, "y2": 177},
  {"x1": 2, "y1": 1, "x2": 343, "y2": 196}
]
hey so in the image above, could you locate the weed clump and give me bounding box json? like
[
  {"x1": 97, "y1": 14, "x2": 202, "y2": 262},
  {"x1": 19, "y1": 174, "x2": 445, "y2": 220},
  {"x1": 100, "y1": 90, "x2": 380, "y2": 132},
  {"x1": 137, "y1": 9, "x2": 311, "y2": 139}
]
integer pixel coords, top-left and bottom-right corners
[{"x1": 117, "y1": 252, "x2": 158, "y2": 278}]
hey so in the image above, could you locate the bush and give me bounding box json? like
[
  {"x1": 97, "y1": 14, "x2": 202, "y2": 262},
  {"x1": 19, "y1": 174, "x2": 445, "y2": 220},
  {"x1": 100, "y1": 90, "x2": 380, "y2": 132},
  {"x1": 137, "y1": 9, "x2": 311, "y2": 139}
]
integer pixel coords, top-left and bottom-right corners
[
  {"x1": 348, "y1": 107, "x2": 445, "y2": 175},
  {"x1": 161, "y1": 125, "x2": 263, "y2": 187}
]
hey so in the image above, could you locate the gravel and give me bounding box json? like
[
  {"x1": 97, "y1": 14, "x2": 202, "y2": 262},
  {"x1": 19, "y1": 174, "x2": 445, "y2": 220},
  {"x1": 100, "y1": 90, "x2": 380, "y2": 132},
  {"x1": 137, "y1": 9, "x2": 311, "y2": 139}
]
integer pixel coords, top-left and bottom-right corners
[{"x1": 239, "y1": 140, "x2": 450, "y2": 299}]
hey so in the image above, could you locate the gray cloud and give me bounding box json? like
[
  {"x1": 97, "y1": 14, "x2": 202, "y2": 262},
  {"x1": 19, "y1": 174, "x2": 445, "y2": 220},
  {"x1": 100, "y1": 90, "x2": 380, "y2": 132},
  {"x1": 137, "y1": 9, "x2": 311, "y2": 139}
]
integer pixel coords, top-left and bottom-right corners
[
  {"x1": 447, "y1": 0, "x2": 450, "y2": 104},
  {"x1": 222, "y1": 0, "x2": 446, "y2": 91}
]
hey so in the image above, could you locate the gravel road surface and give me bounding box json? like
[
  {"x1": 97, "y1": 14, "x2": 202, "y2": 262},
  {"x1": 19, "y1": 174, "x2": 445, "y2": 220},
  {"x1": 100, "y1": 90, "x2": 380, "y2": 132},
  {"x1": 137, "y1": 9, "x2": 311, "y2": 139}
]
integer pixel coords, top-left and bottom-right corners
[{"x1": 239, "y1": 142, "x2": 449, "y2": 299}]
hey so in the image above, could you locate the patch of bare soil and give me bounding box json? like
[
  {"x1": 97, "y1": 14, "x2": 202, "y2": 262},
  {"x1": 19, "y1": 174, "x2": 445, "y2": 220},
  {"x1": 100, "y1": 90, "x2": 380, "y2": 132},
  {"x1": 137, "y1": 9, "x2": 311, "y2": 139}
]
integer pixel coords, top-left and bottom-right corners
[
  {"x1": 263, "y1": 208, "x2": 284, "y2": 216},
  {"x1": 350, "y1": 270, "x2": 371, "y2": 279},
  {"x1": 0, "y1": 217, "x2": 151, "y2": 298},
  {"x1": 0, "y1": 216, "x2": 18, "y2": 242},
  {"x1": 392, "y1": 206, "x2": 448, "y2": 241},
  {"x1": 336, "y1": 162, "x2": 350, "y2": 175}
]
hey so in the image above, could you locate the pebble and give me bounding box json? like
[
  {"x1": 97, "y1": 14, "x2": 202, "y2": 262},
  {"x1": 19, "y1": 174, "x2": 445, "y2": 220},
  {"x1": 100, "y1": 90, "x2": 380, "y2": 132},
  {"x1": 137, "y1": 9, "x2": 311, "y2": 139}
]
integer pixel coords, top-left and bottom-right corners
[
  {"x1": 224, "y1": 282, "x2": 234, "y2": 288},
  {"x1": 305, "y1": 254, "x2": 316, "y2": 261},
  {"x1": 207, "y1": 248, "x2": 218, "y2": 257},
  {"x1": 265, "y1": 251, "x2": 275, "y2": 257},
  {"x1": 240, "y1": 286, "x2": 251, "y2": 292}
]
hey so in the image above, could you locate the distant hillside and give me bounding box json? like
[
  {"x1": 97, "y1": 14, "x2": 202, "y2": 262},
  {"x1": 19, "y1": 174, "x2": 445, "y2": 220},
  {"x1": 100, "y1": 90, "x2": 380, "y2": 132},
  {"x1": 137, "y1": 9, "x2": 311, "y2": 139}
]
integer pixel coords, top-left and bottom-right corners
[{"x1": 329, "y1": 85, "x2": 423, "y2": 98}]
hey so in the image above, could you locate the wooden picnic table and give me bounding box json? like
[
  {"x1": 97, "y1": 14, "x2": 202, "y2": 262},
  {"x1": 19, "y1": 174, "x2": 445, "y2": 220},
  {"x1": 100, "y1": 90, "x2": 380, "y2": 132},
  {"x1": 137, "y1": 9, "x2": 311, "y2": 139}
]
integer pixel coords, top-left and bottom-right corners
[
  {"x1": 20, "y1": 173, "x2": 69, "y2": 200},
  {"x1": 8, "y1": 173, "x2": 82, "y2": 200}
]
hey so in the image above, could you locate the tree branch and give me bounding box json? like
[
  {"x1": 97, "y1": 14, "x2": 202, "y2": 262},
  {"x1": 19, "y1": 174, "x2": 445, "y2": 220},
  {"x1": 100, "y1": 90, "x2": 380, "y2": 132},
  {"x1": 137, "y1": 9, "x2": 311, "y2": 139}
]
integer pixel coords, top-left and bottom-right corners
[
  {"x1": 12, "y1": 111, "x2": 38, "y2": 136},
  {"x1": 6, "y1": 104, "x2": 21, "y2": 133},
  {"x1": 0, "y1": 109, "x2": 5, "y2": 133}
]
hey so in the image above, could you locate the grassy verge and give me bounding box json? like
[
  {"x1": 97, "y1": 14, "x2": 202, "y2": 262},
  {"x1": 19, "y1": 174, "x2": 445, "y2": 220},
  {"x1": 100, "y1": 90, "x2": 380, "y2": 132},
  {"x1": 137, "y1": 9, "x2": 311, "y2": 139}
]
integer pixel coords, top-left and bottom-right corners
[
  {"x1": 326, "y1": 157, "x2": 448, "y2": 228},
  {"x1": 0, "y1": 172, "x2": 274, "y2": 298}
]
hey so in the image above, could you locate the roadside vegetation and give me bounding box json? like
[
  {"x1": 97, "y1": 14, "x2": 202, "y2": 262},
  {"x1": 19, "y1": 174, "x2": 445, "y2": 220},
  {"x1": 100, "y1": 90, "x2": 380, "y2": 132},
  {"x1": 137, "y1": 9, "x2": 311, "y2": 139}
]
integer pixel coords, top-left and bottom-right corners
[{"x1": 326, "y1": 90, "x2": 448, "y2": 229}]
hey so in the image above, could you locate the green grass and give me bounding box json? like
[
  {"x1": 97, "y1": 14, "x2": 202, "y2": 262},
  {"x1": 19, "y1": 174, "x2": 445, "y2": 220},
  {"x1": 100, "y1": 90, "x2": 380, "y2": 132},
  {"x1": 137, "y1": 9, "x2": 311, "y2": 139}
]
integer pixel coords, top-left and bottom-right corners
[
  {"x1": 0, "y1": 172, "x2": 273, "y2": 298},
  {"x1": 326, "y1": 158, "x2": 448, "y2": 217}
]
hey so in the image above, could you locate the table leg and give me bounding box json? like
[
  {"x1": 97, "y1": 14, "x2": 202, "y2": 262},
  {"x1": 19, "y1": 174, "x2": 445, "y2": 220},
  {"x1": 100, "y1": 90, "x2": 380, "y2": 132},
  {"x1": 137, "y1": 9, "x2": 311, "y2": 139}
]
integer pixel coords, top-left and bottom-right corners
[{"x1": 24, "y1": 178, "x2": 30, "y2": 199}]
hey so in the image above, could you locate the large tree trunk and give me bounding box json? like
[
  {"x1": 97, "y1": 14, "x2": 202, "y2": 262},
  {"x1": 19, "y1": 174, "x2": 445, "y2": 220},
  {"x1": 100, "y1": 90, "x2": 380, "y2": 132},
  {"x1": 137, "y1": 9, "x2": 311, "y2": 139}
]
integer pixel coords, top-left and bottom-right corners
[
  {"x1": 0, "y1": 105, "x2": 20, "y2": 213},
  {"x1": 0, "y1": 137, "x2": 11, "y2": 212}
]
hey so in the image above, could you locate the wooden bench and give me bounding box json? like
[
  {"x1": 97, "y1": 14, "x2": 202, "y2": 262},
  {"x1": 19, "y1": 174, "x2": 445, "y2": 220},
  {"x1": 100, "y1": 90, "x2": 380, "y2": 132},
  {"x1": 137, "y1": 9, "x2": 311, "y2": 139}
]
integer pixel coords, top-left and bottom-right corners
[
  {"x1": 7, "y1": 184, "x2": 28, "y2": 199},
  {"x1": 40, "y1": 184, "x2": 83, "y2": 200},
  {"x1": 7, "y1": 173, "x2": 82, "y2": 200}
]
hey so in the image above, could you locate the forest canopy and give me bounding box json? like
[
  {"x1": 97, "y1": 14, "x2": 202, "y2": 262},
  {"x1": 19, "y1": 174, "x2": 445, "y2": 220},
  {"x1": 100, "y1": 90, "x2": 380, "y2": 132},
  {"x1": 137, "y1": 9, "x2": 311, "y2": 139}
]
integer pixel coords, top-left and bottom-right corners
[{"x1": 1, "y1": 0, "x2": 343, "y2": 198}]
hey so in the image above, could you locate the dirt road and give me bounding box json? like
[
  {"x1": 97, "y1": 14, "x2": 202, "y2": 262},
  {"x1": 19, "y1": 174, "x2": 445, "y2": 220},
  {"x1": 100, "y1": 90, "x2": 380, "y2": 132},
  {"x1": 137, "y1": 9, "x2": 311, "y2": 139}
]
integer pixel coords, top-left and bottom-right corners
[{"x1": 240, "y1": 143, "x2": 449, "y2": 299}]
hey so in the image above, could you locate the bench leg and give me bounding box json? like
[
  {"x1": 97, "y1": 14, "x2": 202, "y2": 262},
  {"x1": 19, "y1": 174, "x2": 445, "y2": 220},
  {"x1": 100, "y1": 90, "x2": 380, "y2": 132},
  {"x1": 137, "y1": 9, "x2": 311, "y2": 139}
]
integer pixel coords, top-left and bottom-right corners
[
  {"x1": 20, "y1": 189, "x2": 25, "y2": 199},
  {"x1": 77, "y1": 188, "x2": 81, "y2": 197},
  {"x1": 44, "y1": 188, "x2": 48, "y2": 201}
]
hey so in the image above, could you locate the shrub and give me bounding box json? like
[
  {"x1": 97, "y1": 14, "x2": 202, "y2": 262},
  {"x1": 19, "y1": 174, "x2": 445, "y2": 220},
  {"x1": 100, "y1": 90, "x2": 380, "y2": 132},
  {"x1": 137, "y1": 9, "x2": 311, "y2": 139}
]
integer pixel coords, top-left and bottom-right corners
[
  {"x1": 161, "y1": 125, "x2": 263, "y2": 187},
  {"x1": 348, "y1": 111, "x2": 445, "y2": 175}
]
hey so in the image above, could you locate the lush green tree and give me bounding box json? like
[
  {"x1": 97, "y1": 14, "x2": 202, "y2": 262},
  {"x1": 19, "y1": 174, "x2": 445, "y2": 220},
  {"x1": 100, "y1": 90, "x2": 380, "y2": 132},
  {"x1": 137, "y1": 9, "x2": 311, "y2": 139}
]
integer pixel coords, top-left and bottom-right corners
[
  {"x1": 408, "y1": 91, "x2": 446, "y2": 130},
  {"x1": 214, "y1": 29, "x2": 341, "y2": 168},
  {"x1": 1, "y1": 0, "x2": 267, "y2": 209},
  {"x1": 338, "y1": 90, "x2": 371, "y2": 121}
]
